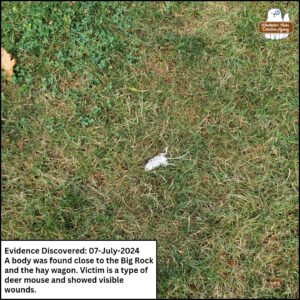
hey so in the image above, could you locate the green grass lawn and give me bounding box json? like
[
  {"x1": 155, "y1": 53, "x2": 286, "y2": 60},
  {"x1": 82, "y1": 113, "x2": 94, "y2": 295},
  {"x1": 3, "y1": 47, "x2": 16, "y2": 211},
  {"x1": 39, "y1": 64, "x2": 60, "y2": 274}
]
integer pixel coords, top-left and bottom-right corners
[{"x1": 1, "y1": 1, "x2": 299, "y2": 298}]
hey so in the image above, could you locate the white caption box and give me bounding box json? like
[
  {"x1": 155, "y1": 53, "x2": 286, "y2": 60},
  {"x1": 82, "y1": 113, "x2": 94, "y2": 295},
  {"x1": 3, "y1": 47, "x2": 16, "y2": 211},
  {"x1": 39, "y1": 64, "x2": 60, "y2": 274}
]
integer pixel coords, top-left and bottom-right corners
[{"x1": 1, "y1": 241, "x2": 156, "y2": 299}]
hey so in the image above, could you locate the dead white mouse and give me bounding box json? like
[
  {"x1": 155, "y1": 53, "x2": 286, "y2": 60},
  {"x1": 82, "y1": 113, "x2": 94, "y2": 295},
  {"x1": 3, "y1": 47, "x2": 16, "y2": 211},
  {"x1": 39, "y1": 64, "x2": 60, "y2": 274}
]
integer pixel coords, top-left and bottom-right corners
[{"x1": 145, "y1": 148, "x2": 188, "y2": 171}]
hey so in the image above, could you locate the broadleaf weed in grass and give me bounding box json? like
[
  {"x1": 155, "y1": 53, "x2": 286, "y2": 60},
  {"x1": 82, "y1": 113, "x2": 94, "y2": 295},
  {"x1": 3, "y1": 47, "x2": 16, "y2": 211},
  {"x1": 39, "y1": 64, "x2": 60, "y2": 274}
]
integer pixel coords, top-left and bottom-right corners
[{"x1": 1, "y1": 1, "x2": 141, "y2": 90}]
